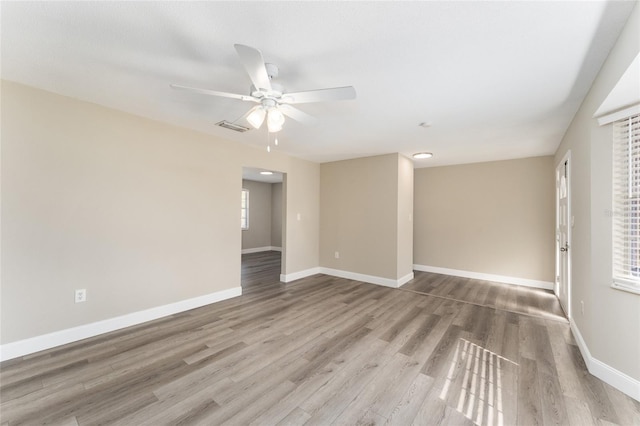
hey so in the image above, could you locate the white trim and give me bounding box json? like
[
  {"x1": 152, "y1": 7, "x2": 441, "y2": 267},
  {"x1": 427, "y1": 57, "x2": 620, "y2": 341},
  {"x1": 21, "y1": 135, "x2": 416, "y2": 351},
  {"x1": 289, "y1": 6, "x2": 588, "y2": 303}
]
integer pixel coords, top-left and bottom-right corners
[
  {"x1": 319, "y1": 267, "x2": 414, "y2": 288},
  {"x1": 596, "y1": 103, "x2": 640, "y2": 126},
  {"x1": 0, "y1": 286, "x2": 242, "y2": 362},
  {"x1": 280, "y1": 267, "x2": 414, "y2": 288},
  {"x1": 611, "y1": 280, "x2": 640, "y2": 295},
  {"x1": 241, "y1": 246, "x2": 282, "y2": 254},
  {"x1": 413, "y1": 264, "x2": 554, "y2": 290},
  {"x1": 571, "y1": 321, "x2": 640, "y2": 402},
  {"x1": 555, "y1": 150, "x2": 572, "y2": 319},
  {"x1": 280, "y1": 267, "x2": 322, "y2": 283},
  {"x1": 397, "y1": 272, "x2": 415, "y2": 287}
]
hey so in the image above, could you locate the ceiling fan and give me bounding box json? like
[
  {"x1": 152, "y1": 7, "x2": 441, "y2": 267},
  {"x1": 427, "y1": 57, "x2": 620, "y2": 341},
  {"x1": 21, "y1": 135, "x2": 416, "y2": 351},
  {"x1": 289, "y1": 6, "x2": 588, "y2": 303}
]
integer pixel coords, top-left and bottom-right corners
[{"x1": 171, "y1": 44, "x2": 356, "y2": 133}]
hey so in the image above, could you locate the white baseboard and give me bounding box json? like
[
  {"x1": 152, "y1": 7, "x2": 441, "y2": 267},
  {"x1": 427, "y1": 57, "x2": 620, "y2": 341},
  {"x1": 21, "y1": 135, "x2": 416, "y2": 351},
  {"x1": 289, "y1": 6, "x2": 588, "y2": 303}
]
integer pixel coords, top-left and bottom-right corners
[
  {"x1": 241, "y1": 246, "x2": 282, "y2": 254},
  {"x1": 570, "y1": 321, "x2": 640, "y2": 402},
  {"x1": 280, "y1": 267, "x2": 414, "y2": 288},
  {"x1": 398, "y1": 272, "x2": 415, "y2": 287},
  {"x1": 319, "y1": 267, "x2": 414, "y2": 289},
  {"x1": 280, "y1": 267, "x2": 322, "y2": 283},
  {"x1": 0, "y1": 286, "x2": 242, "y2": 362},
  {"x1": 413, "y1": 264, "x2": 554, "y2": 290}
]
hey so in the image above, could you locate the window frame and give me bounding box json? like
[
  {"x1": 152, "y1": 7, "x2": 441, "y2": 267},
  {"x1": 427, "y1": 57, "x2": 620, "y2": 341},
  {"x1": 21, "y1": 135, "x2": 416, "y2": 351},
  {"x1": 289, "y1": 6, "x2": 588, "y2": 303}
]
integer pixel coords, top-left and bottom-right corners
[
  {"x1": 241, "y1": 188, "x2": 249, "y2": 231},
  {"x1": 612, "y1": 113, "x2": 640, "y2": 295}
]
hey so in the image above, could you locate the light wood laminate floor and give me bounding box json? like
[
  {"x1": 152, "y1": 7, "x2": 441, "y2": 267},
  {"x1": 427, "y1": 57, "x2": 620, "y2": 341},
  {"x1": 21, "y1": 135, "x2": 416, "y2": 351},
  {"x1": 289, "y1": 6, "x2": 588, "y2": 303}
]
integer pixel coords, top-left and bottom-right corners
[
  {"x1": 404, "y1": 271, "x2": 567, "y2": 323},
  {"x1": 241, "y1": 251, "x2": 282, "y2": 291},
  {"x1": 1, "y1": 253, "x2": 638, "y2": 425}
]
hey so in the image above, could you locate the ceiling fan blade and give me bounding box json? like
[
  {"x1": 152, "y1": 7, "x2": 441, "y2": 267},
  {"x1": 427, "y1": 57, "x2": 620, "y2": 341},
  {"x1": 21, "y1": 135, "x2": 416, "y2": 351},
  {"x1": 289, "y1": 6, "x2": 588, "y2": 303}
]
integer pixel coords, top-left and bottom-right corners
[
  {"x1": 278, "y1": 105, "x2": 317, "y2": 124},
  {"x1": 170, "y1": 84, "x2": 257, "y2": 102},
  {"x1": 234, "y1": 44, "x2": 272, "y2": 92},
  {"x1": 280, "y1": 86, "x2": 356, "y2": 104}
]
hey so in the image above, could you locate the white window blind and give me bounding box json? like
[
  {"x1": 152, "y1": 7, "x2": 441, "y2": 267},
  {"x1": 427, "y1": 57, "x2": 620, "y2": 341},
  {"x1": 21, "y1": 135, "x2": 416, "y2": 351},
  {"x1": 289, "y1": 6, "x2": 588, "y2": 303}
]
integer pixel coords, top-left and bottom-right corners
[
  {"x1": 612, "y1": 114, "x2": 640, "y2": 294},
  {"x1": 241, "y1": 189, "x2": 249, "y2": 230}
]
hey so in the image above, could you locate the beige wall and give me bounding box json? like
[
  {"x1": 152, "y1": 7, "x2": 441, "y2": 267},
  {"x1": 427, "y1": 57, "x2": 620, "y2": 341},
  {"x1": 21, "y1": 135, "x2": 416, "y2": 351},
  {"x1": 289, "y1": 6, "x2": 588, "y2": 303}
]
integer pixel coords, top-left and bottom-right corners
[
  {"x1": 554, "y1": 3, "x2": 640, "y2": 382},
  {"x1": 282, "y1": 162, "x2": 319, "y2": 276},
  {"x1": 320, "y1": 153, "x2": 413, "y2": 281},
  {"x1": 241, "y1": 180, "x2": 272, "y2": 250},
  {"x1": 414, "y1": 157, "x2": 555, "y2": 282},
  {"x1": 1, "y1": 81, "x2": 319, "y2": 344},
  {"x1": 271, "y1": 182, "x2": 283, "y2": 248}
]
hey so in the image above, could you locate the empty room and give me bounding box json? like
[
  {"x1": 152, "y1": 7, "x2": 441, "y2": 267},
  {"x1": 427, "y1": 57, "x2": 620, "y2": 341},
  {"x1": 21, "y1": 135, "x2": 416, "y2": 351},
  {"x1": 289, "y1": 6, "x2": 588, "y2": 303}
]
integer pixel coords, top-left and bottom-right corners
[{"x1": 1, "y1": 1, "x2": 639, "y2": 425}]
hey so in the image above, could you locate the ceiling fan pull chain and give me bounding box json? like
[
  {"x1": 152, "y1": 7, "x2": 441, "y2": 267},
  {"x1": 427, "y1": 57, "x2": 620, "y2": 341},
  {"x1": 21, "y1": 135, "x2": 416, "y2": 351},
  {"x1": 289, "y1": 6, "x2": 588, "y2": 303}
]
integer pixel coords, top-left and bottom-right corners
[{"x1": 266, "y1": 128, "x2": 271, "y2": 153}]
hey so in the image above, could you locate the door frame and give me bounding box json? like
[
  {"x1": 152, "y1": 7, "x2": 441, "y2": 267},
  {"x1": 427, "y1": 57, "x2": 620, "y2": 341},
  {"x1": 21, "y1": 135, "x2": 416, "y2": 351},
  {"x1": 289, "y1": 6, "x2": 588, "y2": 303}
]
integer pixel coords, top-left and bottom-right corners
[
  {"x1": 555, "y1": 150, "x2": 572, "y2": 319},
  {"x1": 239, "y1": 167, "x2": 287, "y2": 289}
]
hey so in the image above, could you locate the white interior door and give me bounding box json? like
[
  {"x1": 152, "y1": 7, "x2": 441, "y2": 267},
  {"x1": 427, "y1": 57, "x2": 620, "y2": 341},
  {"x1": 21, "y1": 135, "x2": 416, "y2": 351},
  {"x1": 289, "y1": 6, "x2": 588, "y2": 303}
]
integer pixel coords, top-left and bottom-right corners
[{"x1": 555, "y1": 154, "x2": 571, "y2": 318}]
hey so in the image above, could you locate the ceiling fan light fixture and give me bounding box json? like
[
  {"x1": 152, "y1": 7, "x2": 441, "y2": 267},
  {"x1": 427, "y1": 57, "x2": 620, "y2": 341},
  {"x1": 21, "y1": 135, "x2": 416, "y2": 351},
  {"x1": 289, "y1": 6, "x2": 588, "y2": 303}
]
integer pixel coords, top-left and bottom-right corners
[
  {"x1": 267, "y1": 108, "x2": 285, "y2": 133},
  {"x1": 413, "y1": 152, "x2": 434, "y2": 159},
  {"x1": 247, "y1": 107, "x2": 266, "y2": 129}
]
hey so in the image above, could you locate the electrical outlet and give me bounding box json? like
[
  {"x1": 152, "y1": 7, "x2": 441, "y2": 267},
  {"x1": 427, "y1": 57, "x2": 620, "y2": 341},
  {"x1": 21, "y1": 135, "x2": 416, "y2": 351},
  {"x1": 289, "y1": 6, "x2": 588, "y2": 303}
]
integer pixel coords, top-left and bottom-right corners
[
  {"x1": 335, "y1": 251, "x2": 340, "y2": 259},
  {"x1": 580, "y1": 300, "x2": 584, "y2": 315},
  {"x1": 75, "y1": 289, "x2": 87, "y2": 303}
]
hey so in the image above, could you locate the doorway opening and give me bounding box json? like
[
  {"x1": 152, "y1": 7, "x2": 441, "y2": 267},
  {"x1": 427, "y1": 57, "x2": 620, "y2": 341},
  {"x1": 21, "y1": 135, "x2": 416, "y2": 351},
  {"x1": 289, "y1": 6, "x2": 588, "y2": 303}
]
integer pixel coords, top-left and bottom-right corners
[
  {"x1": 240, "y1": 167, "x2": 285, "y2": 291},
  {"x1": 555, "y1": 151, "x2": 571, "y2": 318}
]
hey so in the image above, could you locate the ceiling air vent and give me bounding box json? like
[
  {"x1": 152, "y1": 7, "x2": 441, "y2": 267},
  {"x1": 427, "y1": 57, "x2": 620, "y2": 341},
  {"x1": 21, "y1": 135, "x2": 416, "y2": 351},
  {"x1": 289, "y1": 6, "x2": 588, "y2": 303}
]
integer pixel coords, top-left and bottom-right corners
[{"x1": 216, "y1": 120, "x2": 250, "y2": 132}]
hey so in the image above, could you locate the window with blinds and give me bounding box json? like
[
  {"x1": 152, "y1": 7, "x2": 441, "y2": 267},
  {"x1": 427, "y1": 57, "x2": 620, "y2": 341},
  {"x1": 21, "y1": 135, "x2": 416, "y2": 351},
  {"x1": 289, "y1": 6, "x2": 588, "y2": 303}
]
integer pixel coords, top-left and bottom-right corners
[
  {"x1": 612, "y1": 114, "x2": 640, "y2": 294},
  {"x1": 241, "y1": 189, "x2": 249, "y2": 230}
]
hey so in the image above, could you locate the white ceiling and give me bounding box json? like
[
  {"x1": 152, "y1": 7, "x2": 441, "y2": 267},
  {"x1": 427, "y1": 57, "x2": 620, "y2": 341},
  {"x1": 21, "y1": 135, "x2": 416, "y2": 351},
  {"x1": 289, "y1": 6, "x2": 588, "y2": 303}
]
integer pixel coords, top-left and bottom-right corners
[
  {"x1": 243, "y1": 167, "x2": 283, "y2": 184},
  {"x1": 1, "y1": 1, "x2": 636, "y2": 167}
]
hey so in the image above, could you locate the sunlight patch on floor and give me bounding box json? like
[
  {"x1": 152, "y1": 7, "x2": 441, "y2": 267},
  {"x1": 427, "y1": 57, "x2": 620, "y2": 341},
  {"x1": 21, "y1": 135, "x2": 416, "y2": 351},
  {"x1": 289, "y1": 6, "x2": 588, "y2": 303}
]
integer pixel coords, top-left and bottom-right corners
[{"x1": 440, "y1": 338, "x2": 517, "y2": 426}]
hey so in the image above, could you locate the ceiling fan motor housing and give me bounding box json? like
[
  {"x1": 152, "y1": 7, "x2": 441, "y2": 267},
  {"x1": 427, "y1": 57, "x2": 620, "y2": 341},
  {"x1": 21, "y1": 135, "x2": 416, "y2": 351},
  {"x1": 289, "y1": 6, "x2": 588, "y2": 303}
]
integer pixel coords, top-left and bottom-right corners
[{"x1": 251, "y1": 82, "x2": 284, "y2": 101}]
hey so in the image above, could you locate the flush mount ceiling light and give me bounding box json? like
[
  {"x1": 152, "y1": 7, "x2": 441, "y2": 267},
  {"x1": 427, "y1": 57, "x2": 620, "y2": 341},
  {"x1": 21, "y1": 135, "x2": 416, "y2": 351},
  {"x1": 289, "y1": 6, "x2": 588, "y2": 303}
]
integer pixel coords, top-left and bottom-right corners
[
  {"x1": 260, "y1": 171, "x2": 274, "y2": 175},
  {"x1": 413, "y1": 152, "x2": 434, "y2": 159}
]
